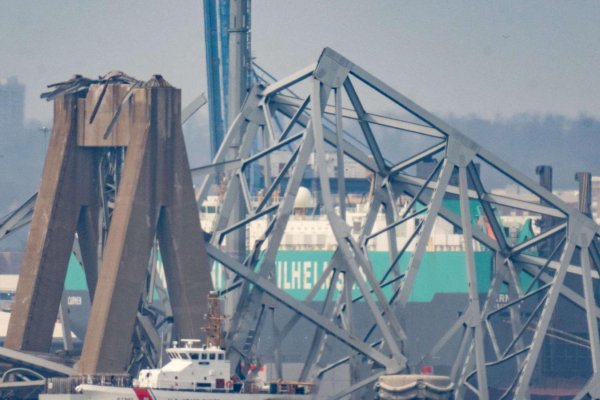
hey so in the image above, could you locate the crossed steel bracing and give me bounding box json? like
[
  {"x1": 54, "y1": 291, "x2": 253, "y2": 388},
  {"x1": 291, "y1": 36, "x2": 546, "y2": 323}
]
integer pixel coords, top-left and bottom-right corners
[{"x1": 196, "y1": 48, "x2": 600, "y2": 399}]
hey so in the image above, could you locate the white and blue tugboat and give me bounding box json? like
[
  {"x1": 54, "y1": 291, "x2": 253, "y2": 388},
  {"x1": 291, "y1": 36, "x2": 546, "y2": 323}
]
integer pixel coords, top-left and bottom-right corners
[{"x1": 43, "y1": 338, "x2": 315, "y2": 400}]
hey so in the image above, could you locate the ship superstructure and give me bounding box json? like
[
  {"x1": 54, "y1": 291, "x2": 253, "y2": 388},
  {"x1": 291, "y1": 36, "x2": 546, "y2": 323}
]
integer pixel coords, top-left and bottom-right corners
[{"x1": 137, "y1": 340, "x2": 231, "y2": 392}]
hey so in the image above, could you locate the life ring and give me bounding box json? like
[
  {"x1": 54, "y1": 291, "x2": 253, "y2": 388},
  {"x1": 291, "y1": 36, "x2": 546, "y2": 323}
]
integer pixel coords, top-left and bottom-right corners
[{"x1": 225, "y1": 380, "x2": 233, "y2": 389}]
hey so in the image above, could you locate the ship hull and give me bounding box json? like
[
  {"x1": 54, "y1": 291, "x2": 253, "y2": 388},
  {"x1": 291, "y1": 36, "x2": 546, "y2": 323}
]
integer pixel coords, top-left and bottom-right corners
[{"x1": 41, "y1": 385, "x2": 312, "y2": 400}]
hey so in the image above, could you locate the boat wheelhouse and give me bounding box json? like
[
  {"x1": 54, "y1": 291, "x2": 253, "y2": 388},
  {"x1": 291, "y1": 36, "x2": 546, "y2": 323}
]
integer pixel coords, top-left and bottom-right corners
[{"x1": 137, "y1": 339, "x2": 233, "y2": 392}]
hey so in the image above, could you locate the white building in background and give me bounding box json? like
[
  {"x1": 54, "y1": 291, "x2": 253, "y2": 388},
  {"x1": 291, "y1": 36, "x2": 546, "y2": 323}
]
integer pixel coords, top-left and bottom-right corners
[
  {"x1": 554, "y1": 178, "x2": 600, "y2": 225},
  {"x1": 492, "y1": 178, "x2": 600, "y2": 226},
  {"x1": 593, "y1": 176, "x2": 600, "y2": 225}
]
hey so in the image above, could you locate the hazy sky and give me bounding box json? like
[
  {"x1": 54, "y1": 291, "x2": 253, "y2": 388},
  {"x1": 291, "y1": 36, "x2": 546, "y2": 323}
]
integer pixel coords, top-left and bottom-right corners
[{"x1": 1, "y1": 1, "x2": 599, "y2": 122}]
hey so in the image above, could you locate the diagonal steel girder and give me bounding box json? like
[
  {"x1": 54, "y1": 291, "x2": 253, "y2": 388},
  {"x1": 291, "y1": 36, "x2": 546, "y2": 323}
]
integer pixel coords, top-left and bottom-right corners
[
  {"x1": 205, "y1": 244, "x2": 402, "y2": 372},
  {"x1": 198, "y1": 47, "x2": 600, "y2": 398}
]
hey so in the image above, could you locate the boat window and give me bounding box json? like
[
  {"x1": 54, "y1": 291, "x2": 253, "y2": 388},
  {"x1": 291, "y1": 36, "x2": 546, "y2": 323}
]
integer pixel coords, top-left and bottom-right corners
[
  {"x1": 191, "y1": 353, "x2": 199, "y2": 360},
  {"x1": 218, "y1": 354, "x2": 224, "y2": 360},
  {"x1": 209, "y1": 353, "x2": 216, "y2": 360},
  {"x1": 181, "y1": 353, "x2": 189, "y2": 359},
  {"x1": 201, "y1": 353, "x2": 207, "y2": 360}
]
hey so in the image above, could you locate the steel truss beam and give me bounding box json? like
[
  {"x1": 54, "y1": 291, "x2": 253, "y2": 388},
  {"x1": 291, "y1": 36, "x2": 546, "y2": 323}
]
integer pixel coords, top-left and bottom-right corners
[{"x1": 198, "y1": 47, "x2": 600, "y2": 399}]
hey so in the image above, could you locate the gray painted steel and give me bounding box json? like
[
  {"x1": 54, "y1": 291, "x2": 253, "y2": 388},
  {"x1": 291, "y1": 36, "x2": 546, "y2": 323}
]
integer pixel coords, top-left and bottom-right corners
[{"x1": 197, "y1": 47, "x2": 600, "y2": 399}]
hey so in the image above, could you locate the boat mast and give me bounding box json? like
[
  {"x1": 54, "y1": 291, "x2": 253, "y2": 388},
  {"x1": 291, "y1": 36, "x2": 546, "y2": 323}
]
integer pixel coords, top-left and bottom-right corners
[{"x1": 203, "y1": 291, "x2": 226, "y2": 348}]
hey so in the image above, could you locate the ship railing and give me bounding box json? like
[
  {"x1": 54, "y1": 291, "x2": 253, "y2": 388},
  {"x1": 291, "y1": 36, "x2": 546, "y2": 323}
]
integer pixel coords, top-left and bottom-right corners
[{"x1": 45, "y1": 374, "x2": 132, "y2": 394}]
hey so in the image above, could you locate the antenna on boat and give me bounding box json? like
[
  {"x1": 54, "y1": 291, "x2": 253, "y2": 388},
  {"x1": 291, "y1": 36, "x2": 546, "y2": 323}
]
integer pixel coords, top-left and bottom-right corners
[
  {"x1": 202, "y1": 291, "x2": 226, "y2": 348},
  {"x1": 159, "y1": 330, "x2": 164, "y2": 367}
]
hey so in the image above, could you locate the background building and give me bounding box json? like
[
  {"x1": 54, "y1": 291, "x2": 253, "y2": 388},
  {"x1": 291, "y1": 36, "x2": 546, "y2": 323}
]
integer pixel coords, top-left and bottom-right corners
[{"x1": 0, "y1": 77, "x2": 25, "y2": 136}]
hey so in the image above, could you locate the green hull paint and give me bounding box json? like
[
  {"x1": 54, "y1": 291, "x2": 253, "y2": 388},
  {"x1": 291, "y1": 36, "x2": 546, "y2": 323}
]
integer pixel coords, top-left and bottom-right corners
[
  {"x1": 65, "y1": 255, "x2": 88, "y2": 291},
  {"x1": 212, "y1": 251, "x2": 493, "y2": 302},
  {"x1": 65, "y1": 251, "x2": 493, "y2": 302}
]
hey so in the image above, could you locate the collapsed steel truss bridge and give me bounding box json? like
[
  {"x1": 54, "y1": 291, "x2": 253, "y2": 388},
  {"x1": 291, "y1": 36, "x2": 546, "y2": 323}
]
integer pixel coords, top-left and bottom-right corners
[
  {"x1": 1, "y1": 47, "x2": 599, "y2": 400},
  {"x1": 197, "y1": 48, "x2": 600, "y2": 399}
]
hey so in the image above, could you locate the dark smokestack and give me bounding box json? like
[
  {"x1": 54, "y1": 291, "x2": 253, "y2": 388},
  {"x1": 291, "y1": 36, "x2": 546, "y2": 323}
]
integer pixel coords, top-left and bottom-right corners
[
  {"x1": 535, "y1": 165, "x2": 553, "y2": 193},
  {"x1": 575, "y1": 172, "x2": 592, "y2": 218},
  {"x1": 535, "y1": 165, "x2": 554, "y2": 257}
]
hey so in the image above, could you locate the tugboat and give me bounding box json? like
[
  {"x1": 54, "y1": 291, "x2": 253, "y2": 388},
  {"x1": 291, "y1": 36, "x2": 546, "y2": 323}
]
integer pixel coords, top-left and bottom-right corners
[
  {"x1": 42, "y1": 293, "x2": 316, "y2": 399},
  {"x1": 61, "y1": 340, "x2": 314, "y2": 399}
]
